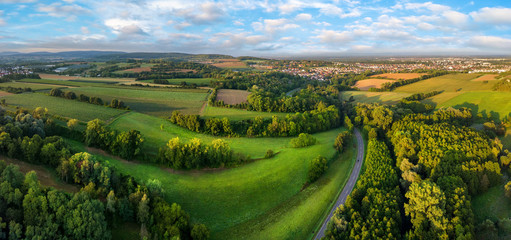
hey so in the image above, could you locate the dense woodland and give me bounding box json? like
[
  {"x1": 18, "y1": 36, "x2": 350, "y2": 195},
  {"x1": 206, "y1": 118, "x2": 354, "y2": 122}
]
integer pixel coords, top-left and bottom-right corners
[{"x1": 0, "y1": 108, "x2": 207, "y2": 239}]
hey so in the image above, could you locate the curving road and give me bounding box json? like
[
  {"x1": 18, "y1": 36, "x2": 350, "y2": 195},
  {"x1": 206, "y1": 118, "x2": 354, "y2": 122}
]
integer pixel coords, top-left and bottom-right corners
[{"x1": 314, "y1": 128, "x2": 365, "y2": 240}]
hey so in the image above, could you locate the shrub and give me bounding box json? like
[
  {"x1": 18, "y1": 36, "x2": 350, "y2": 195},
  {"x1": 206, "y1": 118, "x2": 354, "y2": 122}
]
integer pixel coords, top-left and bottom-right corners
[
  {"x1": 265, "y1": 149, "x2": 274, "y2": 159},
  {"x1": 290, "y1": 133, "x2": 317, "y2": 148},
  {"x1": 307, "y1": 155, "x2": 328, "y2": 183}
]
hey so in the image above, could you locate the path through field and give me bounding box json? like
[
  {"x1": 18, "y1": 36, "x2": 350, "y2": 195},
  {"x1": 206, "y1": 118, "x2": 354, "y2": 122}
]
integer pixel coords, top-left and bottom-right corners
[{"x1": 314, "y1": 128, "x2": 364, "y2": 239}]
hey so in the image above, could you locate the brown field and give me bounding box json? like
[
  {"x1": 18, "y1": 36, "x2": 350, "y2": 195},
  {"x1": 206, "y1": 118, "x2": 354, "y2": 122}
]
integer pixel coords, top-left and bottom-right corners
[
  {"x1": 216, "y1": 89, "x2": 250, "y2": 104},
  {"x1": 1, "y1": 156, "x2": 78, "y2": 193},
  {"x1": 372, "y1": 73, "x2": 426, "y2": 80},
  {"x1": 212, "y1": 59, "x2": 247, "y2": 68},
  {"x1": 472, "y1": 74, "x2": 499, "y2": 81},
  {"x1": 0, "y1": 91, "x2": 13, "y2": 97},
  {"x1": 355, "y1": 79, "x2": 397, "y2": 91},
  {"x1": 122, "y1": 67, "x2": 152, "y2": 73}
]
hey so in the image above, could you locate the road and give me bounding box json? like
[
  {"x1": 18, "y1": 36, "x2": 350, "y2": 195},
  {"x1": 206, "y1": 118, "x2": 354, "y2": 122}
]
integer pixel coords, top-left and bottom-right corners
[{"x1": 314, "y1": 128, "x2": 365, "y2": 240}]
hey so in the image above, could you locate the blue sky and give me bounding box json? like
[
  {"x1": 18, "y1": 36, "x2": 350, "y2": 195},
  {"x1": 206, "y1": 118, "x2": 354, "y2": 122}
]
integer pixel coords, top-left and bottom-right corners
[{"x1": 0, "y1": 0, "x2": 510, "y2": 56}]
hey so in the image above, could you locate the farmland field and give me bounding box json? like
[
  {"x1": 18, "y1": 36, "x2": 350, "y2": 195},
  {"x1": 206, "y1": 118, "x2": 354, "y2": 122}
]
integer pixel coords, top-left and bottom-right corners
[
  {"x1": 0, "y1": 91, "x2": 13, "y2": 97},
  {"x1": 372, "y1": 73, "x2": 426, "y2": 79},
  {"x1": 1, "y1": 92, "x2": 126, "y2": 122},
  {"x1": 211, "y1": 59, "x2": 247, "y2": 68},
  {"x1": 39, "y1": 73, "x2": 134, "y2": 82},
  {"x1": 201, "y1": 105, "x2": 288, "y2": 120},
  {"x1": 19, "y1": 78, "x2": 112, "y2": 87},
  {"x1": 433, "y1": 92, "x2": 511, "y2": 119},
  {"x1": 69, "y1": 126, "x2": 354, "y2": 239},
  {"x1": 216, "y1": 89, "x2": 250, "y2": 104},
  {"x1": 394, "y1": 73, "x2": 492, "y2": 93},
  {"x1": 472, "y1": 74, "x2": 499, "y2": 81},
  {"x1": 0, "y1": 81, "x2": 70, "y2": 90},
  {"x1": 67, "y1": 86, "x2": 208, "y2": 116},
  {"x1": 140, "y1": 78, "x2": 215, "y2": 85},
  {"x1": 354, "y1": 79, "x2": 396, "y2": 90},
  {"x1": 340, "y1": 91, "x2": 411, "y2": 104}
]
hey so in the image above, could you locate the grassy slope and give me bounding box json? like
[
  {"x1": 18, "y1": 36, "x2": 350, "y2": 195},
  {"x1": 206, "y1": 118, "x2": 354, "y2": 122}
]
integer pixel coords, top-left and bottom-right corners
[
  {"x1": 109, "y1": 112, "x2": 291, "y2": 157},
  {"x1": 67, "y1": 86, "x2": 208, "y2": 116},
  {"x1": 201, "y1": 105, "x2": 288, "y2": 121},
  {"x1": 433, "y1": 92, "x2": 511, "y2": 120},
  {"x1": 20, "y1": 78, "x2": 112, "y2": 87},
  {"x1": 394, "y1": 73, "x2": 493, "y2": 93},
  {"x1": 340, "y1": 91, "x2": 411, "y2": 105},
  {"x1": 1, "y1": 92, "x2": 126, "y2": 122},
  {"x1": 472, "y1": 183, "x2": 511, "y2": 223},
  {"x1": 0, "y1": 82, "x2": 67, "y2": 91},
  {"x1": 68, "y1": 126, "x2": 346, "y2": 237}
]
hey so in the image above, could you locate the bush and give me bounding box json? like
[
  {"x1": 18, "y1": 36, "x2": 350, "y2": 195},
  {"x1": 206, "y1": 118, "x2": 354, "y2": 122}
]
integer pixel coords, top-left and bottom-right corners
[
  {"x1": 290, "y1": 133, "x2": 317, "y2": 148},
  {"x1": 334, "y1": 131, "x2": 351, "y2": 153},
  {"x1": 265, "y1": 149, "x2": 274, "y2": 159},
  {"x1": 307, "y1": 155, "x2": 328, "y2": 183}
]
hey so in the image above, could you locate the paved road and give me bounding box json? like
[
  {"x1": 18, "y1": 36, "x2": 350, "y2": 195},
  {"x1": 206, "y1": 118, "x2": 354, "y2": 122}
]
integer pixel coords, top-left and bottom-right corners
[{"x1": 314, "y1": 128, "x2": 365, "y2": 239}]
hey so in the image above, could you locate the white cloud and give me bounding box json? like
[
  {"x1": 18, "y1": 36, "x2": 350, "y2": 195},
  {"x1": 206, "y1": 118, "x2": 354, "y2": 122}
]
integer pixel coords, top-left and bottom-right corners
[
  {"x1": 405, "y1": 2, "x2": 450, "y2": 13},
  {"x1": 468, "y1": 36, "x2": 511, "y2": 50},
  {"x1": 295, "y1": 13, "x2": 312, "y2": 21},
  {"x1": 81, "y1": 26, "x2": 90, "y2": 34},
  {"x1": 176, "y1": 2, "x2": 225, "y2": 24},
  {"x1": 234, "y1": 20, "x2": 244, "y2": 26},
  {"x1": 252, "y1": 18, "x2": 299, "y2": 34},
  {"x1": 37, "y1": 2, "x2": 90, "y2": 20},
  {"x1": 470, "y1": 7, "x2": 511, "y2": 25},
  {"x1": 0, "y1": 0, "x2": 35, "y2": 3},
  {"x1": 314, "y1": 30, "x2": 353, "y2": 43},
  {"x1": 442, "y1": 10, "x2": 468, "y2": 26}
]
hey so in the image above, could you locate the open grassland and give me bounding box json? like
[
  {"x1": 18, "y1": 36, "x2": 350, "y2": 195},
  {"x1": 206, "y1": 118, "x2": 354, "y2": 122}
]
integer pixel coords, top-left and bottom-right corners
[
  {"x1": 431, "y1": 92, "x2": 511, "y2": 120},
  {"x1": 165, "y1": 78, "x2": 215, "y2": 85},
  {"x1": 0, "y1": 81, "x2": 69, "y2": 91},
  {"x1": 472, "y1": 74, "x2": 499, "y2": 81},
  {"x1": 394, "y1": 73, "x2": 492, "y2": 93},
  {"x1": 0, "y1": 156, "x2": 78, "y2": 193},
  {"x1": 472, "y1": 183, "x2": 511, "y2": 223},
  {"x1": 68, "y1": 86, "x2": 208, "y2": 116},
  {"x1": 340, "y1": 91, "x2": 411, "y2": 105},
  {"x1": 68, "y1": 126, "x2": 352, "y2": 239},
  {"x1": 20, "y1": 78, "x2": 113, "y2": 87},
  {"x1": 372, "y1": 73, "x2": 426, "y2": 79},
  {"x1": 109, "y1": 112, "x2": 291, "y2": 157},
  {"x1": 1, "y1": 92, "x2": 126, "y2": 122},
  {"x1": 39, "y1": 73, "x2": 134, "y2": 82},
  {"x1": 216, "y1": 89, "x2": 250, "y2": 105},
  {"x1": 201, "y1": 105, "x2": 288, "y2": 121},
  {"x1": 354, "y1": 79, "x2": 396, "y2": 90}
]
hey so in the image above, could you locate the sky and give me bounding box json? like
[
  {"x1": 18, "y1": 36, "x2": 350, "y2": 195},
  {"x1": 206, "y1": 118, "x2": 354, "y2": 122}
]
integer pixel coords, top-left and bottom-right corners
[{"x1": 0, "y1": 0, "x2": 511, "y2": 56}]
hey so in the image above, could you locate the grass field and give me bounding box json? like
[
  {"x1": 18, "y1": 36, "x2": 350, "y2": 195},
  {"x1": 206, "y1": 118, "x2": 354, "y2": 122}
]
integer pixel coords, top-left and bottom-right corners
[
  {"x1": 68, "y1": 126, "x2": 353, "y2": 239},
  {"x1": 431, "y1": 92, "x2": 511, "y2": 120},
  {"x1": 216, "y1": 89, "x2": 250, "y2": 105},
  {"x1": 39, "y1": 73, "x2": 134, "y2": 82},
  {"x1": 1, "y1": 92, "x2": 126, "y2": 122},
  {"x1": 201, "y1": 105, "x2": 288, "y2": 120},
  {"x1": 211, "y1": 59, "x2": 247, "y2": 68},
  {"x1": 0, "y1": 81, "x2": 68, "y2": 91},
  {"x1": 340, "y1": 91, "x2": 411, "y2": 104},
  {"x1": 19, "y1": 78, "x2": 111, "y2": 87},
  {"x1": 472, "y1": 74, "x2": 499, "y2": 81},
  {"x1": 372, "y1": 73, "x2": 425, "y2": 79},
  {"x1": 67, "y1": 86, "x2": 208, "y2": 116},
  {"x1": 395, "y1": 73, "x2": 492, "y2": 93},
  {"x1": 354, "y1": 79, "x2": 396, "y2": 90},
  {"x1": 141, "y1": 78, "x2": 215, "y2": 85},
  {"x1": 110, "y1": 112, "x2": 291, "y2": 157},
  {"x1": 472, "y1": 183, "x2": 511, "y2": 223}
]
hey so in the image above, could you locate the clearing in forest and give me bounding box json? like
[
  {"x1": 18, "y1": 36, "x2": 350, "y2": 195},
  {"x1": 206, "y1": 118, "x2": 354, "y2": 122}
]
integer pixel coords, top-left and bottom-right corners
[{"x1": 216, "y1": 89, "x2": 251, "y2": 105}]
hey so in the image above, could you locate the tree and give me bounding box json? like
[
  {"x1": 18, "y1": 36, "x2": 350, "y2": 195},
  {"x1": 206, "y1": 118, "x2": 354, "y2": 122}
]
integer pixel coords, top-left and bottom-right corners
[
  {"x1": 84, "y1": 119, "x2": 108, "y2": 147},
  {"x1": 110, "y1": 130, "x2": 143, "y2": 160},
  {"x1": 307, "y1": 155, "x2": 328, "y2": 183},
  {"x1": 32, "y1": 107, "x2": 48, "y2": 119},
  {"x1": 290, "y1": 133, "x2": 317, "y2": 148},
  {"x1": 49, "y1": 88, "x2": 63, "y2": 97},
  {"x1": 344, "y1": 116, "x2": 353, "y2": 132},
  {"x1": 191, "y1": 224, "x2": 210, "y2": 240},
  {"x1": 67, "y1": 119, "x2": 79, "y2": 130},
  {"x1": 505, "y1": 181, "x2": 511, "y2": 199}
]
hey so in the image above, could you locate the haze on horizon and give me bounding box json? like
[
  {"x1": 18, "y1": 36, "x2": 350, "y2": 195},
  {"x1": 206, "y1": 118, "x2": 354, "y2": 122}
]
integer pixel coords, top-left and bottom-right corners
[{"x1": 0, "y1": 0, "x2": 510, "y2": 57}]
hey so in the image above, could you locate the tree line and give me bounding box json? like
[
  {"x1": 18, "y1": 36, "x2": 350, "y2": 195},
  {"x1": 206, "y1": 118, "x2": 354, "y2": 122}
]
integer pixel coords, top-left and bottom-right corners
[
  {"x1": 170, "y1": 104, "x2": 341, "y2": 137},
  {"x1": 0, "y1": 73, "x2": 40, "y2": 83},
  {"x1": 157, "y1": 137, "x2": 248, "y2": 169},
  {"x1": 49, "y1": 88, "x2": 129, "y2": 110}
]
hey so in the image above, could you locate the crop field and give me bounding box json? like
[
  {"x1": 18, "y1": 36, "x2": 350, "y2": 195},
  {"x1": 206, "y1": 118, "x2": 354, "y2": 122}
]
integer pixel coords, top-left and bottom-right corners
[
  {"x1": 1, "y1": 92, "x2": 126, "y2": 122},
  {"x1": 68, "y1": 86, "x2": 208, "y2": 116},
  {"x1": 372, "y1": 73, "x2": 426, "y2": 79},
  {"x1": 0, "y1": 91, "x2": 13, "y2": 97},
  {"x1": 201, "y1": 105, "x2": 288, "y2": 120},
  {"x1": 394, "y1": 73, "x2": 492, "y2": 93},
  {"x1": 472, "y1": 74, "x2": 499, "y2": 81},
  {"x1": 340, "y1": 91, "x2": 411, "y2": 104},
  {"x1": 165, "y1": 78, "x2": 215, "y2": 85},
  {"x1": 19, "y1": 78, "x2": 112, "y2": 87},
  {"x1": 120, "y1": 66, "x2": 152, "y2": 73},
  {"x1": 354, "y1": 79, "x2": 396, "y2": 90},
  {"x1": 69, "y1": 126, "x2": 354, "y2": 239},
  {"x1": 216, "y1": 89, "x2": 250, "y2": 104}
]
